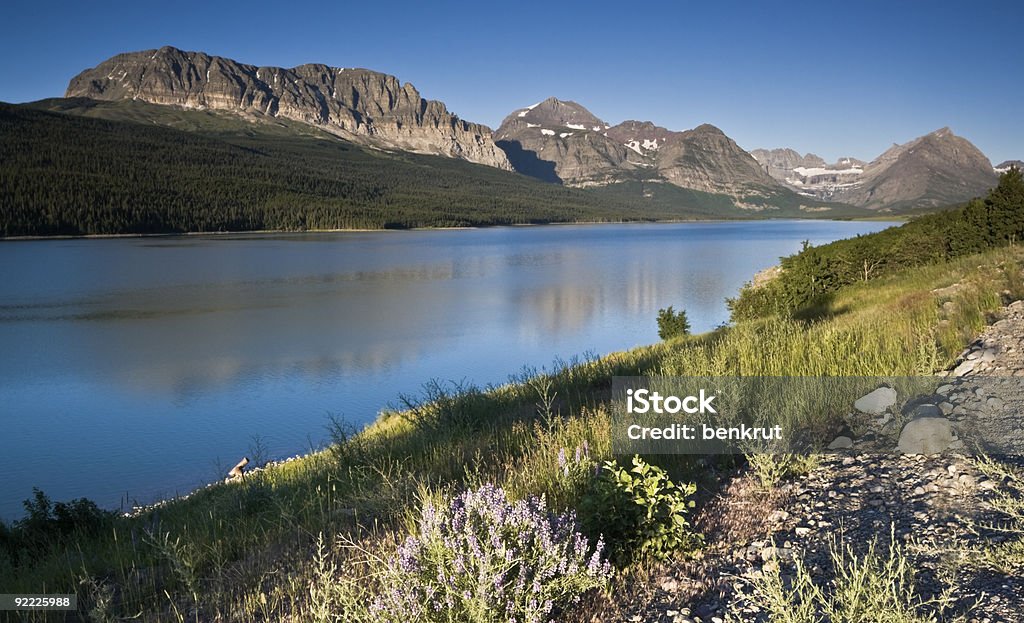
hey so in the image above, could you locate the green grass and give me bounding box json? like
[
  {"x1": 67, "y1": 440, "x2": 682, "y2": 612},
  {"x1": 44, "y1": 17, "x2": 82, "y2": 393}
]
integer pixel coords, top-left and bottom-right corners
[
  {"x1": 2, "y1": 246, "x2": 1023, "y2": 621},
  {"x1": 747, "y1": 529, "x2": 964, "y2": 623}
]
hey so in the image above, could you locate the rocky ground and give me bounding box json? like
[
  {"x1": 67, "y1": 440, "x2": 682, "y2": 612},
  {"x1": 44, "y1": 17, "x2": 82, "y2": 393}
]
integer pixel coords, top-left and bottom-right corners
[{"x1": 573, "y1": 302, "x2": 1024, "y2": 623}]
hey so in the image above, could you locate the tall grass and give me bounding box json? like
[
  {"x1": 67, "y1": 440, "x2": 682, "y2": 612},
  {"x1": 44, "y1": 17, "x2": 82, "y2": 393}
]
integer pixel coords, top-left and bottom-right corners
[{"x1": 1, "y1": 247, "x2": 1021, "y2": 621}]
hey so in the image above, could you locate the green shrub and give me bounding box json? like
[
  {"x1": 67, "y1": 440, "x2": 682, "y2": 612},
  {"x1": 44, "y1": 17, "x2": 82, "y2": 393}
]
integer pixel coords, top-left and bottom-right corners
[
  {"x1": 746, "y1": 453, "x2": 820, "y2": 490},
  {"x1": 581, "y1": 456, "x2": 701, "y2": 564},
  {"x1": 657, "y1": 306, "x2": 691, "y2": 340}
]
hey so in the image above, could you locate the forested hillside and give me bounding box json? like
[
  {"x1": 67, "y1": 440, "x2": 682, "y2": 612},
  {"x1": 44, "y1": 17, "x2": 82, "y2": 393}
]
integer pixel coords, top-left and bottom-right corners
[
  {"x1": 0, "y1": 101, "x2": 865, "y2": 236},
  {"x1": 729, "y1": 167, "x2": 1024, "y2": 319}
]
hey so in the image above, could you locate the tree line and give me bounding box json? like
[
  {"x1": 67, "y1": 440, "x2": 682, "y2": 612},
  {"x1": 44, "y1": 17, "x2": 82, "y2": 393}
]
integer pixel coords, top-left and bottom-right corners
[{"x1": 729, "y1": 167, "x2": 1024, "y2": 320}]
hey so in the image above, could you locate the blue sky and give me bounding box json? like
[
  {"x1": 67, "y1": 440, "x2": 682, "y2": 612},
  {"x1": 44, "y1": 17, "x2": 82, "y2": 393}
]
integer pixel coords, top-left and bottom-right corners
[{"x1": 1, "y1": 0, "x2": 1021, "y2": 164}]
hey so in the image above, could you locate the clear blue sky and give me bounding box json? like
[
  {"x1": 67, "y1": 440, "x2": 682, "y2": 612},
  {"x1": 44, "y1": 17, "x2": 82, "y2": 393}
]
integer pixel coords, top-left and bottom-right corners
[{"x1": 2, "y1": 0, "x2": 1021, "y2": 164}]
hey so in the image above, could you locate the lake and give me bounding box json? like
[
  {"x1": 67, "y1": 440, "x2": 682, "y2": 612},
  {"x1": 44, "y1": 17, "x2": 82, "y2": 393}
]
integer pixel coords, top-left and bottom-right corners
[{"x1": 0, "y1": 221, "x2": 890, "y2": 519}]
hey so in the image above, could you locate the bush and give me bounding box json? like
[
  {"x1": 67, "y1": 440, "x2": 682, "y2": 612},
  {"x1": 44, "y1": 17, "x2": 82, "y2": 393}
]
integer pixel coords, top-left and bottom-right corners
[
  {"x1": 371, "y1": 484, "x2": 611, "y2": 623},
  {"x1": 657, "y1": 306, "x2": 691, "y2": 340},
  {"x1": 581, "y1": 456, "x2": 702, "y2": 565},
  {"x1": 750, "y1": 531, "x2": 958, "y2": 623},
  {"x1": 16, "y1": 488, "x2": 114, "y2": 545}
]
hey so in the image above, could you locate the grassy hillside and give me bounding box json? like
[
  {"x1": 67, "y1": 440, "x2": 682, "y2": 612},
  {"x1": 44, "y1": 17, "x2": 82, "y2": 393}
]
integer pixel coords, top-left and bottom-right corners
[
  {"x1": 0, "y1": 99, "x2": 868, "y2": 237},
  {"x1": 2, "y1": 235, "x2": 1022, "y2": 620}
]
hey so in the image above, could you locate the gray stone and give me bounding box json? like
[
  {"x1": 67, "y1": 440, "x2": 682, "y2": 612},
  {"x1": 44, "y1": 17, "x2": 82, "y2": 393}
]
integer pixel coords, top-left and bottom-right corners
[
  {"x1": 854, "y1": 387, "x2": 897, "y2": 415},
  {"x1": 897, "y1": 417, "x2": 954, "y2": 454},
  {"x1": 828, "y1": 436, "x2": 854, "y2": 449},
  {"x1": 909, "y1": 404, "x2": 942, "y2": 419},
  {"x1": 953, "y1": 360, "x2": 976, "y2": 376}
]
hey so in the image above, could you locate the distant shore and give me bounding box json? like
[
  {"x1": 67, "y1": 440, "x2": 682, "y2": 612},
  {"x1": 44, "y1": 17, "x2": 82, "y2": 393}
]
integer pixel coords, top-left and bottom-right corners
[{"x1": 0, "y1": 215, "x2": 901, "y2": 242}]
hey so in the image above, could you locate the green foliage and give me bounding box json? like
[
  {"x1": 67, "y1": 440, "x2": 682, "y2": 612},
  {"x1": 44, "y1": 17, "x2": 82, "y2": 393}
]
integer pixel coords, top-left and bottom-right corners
[
  {"x1": 746, "y1": 453, "x2": 820, "y2": 490},
  {"x1": 0, "y1": 488, "x2": 116, "y2": 564},
  {"x1": 657, "y1": 306, "x2": 691, "y2": 340},
  {"x1": 750, "y1": 531, "x2": 962, "y2": 623},
  {"x1": 18, "y1": 488, "x2": 114, "y2": 543},
  {"x1": 971, "y1": 456, "x2": 1024, "y2": 574},
  {"x1": 581, "y1": 456, "x2": 701, "y2": 565},
  {"x1": 730, "y1": 167, "x2": 1024, "y2": 321}
]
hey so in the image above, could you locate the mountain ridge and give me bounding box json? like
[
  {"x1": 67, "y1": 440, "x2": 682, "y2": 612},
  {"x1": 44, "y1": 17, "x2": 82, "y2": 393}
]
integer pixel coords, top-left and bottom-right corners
[
  {"x1": 65, "y1": 46, "x2": 512, "y2": 170},
  {"x1": 494, "y1": 97, "x2": 798, "y2": 208}
]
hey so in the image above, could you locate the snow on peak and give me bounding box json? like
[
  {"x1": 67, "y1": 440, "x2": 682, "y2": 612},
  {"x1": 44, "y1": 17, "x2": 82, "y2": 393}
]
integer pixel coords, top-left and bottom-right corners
[
  {"x1": 540, "y1": 128, "x2": 556, "y2": 136},
  {"x1": 793, "y1": 166, "x2": 863, "y2": 177},
  {"x1": 517, "y1": 101, "x2": 543, "y2": 117},
  {"x1": 566, "y1": 123, "x2": 586, "y2": 130}
]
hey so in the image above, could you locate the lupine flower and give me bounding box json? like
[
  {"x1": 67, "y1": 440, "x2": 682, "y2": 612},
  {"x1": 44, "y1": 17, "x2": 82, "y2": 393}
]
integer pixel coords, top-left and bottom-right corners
[{"x1": 371, "y1": 483, "x2": 611, "y2": 623}]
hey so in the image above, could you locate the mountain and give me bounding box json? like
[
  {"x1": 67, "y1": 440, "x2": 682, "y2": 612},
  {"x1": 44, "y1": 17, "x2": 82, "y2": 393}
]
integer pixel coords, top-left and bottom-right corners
[
  {"x1": 655, "y1": 124, "x2": 784, "y2": 197},
  {"x1": 750, "y1": 148, "x2": 827, "y2": 180},
  {"x1": 996, "y1": 160, "x2": 1024, "y2": 173},
  {"x1": 5, "y1": 98, "x2": 868, "y2": 237},
  {"x1": 494, "y1": 98, "x2": 807, "y2": 209},
  {"x1": 65, "y1": 46, "x2": 512, "y2": 170},
  {"x1": 494, "y1": 98, "x2": 633, "y2": 186},
  {"x1": 752, "y1": 128, "x2": 998, "y2": 211}
]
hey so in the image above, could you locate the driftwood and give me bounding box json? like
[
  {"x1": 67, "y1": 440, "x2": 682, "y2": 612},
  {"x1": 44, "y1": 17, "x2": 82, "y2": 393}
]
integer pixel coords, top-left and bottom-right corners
[{"x1": 226, "y1": 457, "x2": 249, "y2": 481}]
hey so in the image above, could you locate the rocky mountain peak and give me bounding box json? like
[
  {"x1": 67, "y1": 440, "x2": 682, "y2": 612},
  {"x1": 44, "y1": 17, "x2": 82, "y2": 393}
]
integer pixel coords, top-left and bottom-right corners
[
  {"x1": 996, "y1": 160, "x2": 1024, "y2": 173},
  {"x1": 495, "y1": 100, "x2": 786, "y2": 199},
  {"x1": 65, "y1": 46, "x2": 511, "y2": 169},
  {"x1": 499, "y1": 97, "x2": 607, "y2": 134},
  {"x1": 690, "y1": 123, "x2": 726, "y2": 136}
]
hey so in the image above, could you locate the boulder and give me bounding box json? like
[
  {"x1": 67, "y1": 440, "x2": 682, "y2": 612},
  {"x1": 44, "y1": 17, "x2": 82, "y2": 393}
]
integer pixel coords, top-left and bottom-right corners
[
  {"x1": 828, "y1": 436, "x2": 853, "y2": 449},
  {"x1": 897, "y1": 418, "x2": 954, "y2": 455},
  {"x1": 854, "y1": 387, "x2": 897, "y2": 415}
]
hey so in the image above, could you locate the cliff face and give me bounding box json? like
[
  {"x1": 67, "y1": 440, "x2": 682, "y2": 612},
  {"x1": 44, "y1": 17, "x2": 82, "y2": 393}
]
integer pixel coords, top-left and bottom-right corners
[{"x1": 66, "y1": 47, "x2": 512, "y2": 169}]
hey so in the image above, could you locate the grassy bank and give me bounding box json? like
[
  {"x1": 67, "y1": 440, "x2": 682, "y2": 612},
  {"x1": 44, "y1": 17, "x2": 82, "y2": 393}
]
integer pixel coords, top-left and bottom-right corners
[{"x1": 2, "y1": 234, "x2": 1023, "y2": 620}]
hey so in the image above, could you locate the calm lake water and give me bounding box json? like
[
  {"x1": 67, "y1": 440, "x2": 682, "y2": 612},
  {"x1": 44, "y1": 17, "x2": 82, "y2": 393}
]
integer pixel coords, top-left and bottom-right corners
[{"x1": 0, "y1": 221, "x2": 890, "y2": 519}]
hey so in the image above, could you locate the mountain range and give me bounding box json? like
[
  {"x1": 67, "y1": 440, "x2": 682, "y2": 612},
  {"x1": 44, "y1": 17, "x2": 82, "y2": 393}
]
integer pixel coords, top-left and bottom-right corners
[
  {"x1": 751, "y1": 129, "x2": 1000, "y2": 211},
  {"x1": 1, "y1": 45, "x2": 1017, "y2": 236}
]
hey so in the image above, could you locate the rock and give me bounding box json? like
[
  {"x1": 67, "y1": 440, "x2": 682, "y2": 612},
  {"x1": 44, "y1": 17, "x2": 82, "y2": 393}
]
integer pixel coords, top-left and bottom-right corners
[
  {"x1": 760, "y1": 546, "x2": 793, "y2": 562},
  {"x1": 908, "y1": 403, "x2": 942, "y2": 419},
  {"x1": 854, "y1": 387, "x2": 898, "y2": 415},
  {"x1": 828, "y1": 436, "x2": 854, "y2": 449},
  {"x1": 897, "y1": 418, "x2": 954, "y2": 454},
  {"x1": 953, "y1": 360, "x2": 976, "y2": 376}
]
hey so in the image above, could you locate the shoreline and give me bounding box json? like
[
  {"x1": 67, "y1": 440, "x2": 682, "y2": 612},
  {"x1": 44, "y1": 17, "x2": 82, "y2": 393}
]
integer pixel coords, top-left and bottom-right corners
[{"x1": 0, "y1": 216, "x2": 898, "y2": 242}]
